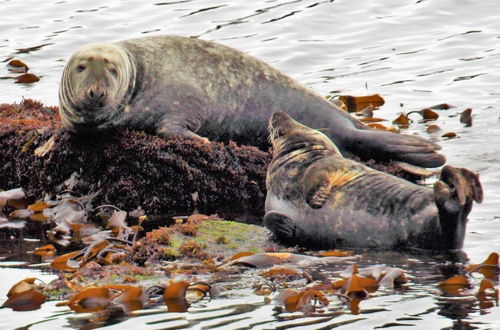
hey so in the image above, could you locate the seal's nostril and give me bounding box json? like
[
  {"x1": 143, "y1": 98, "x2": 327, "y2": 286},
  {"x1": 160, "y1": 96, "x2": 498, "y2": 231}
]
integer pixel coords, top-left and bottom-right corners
[{"x1": 87, "y1": 86, "x2": 106, "y2": 101}]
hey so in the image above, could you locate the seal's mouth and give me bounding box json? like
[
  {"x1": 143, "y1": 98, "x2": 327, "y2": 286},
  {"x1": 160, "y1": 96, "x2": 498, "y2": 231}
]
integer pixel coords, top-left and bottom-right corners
[
  {"x1": 80, "y1": 99, "x2": 107, "y2": 109},
  {"x1": 68, "y1": 100, "x2": 121, "y2": 133},
  {"x1": 68, "y1": 116, "x2": 118, "y2": 135}
]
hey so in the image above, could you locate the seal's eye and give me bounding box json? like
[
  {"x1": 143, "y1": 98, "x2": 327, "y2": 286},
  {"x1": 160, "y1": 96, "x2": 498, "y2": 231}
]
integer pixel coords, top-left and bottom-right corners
[
  {"x1": 109, "y1": 68, "x2": 118, "y2": 77},
  {"x1": 76, "y1": 64, "x2": 86, "y2": 73}
]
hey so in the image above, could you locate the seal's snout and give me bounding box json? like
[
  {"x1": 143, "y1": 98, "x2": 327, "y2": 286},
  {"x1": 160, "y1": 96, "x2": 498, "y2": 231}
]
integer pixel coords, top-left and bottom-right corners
[
  {"x1": 269, "y1": 111, "x2": 298, "y2": 137},
  {"x1": 87, "y1": 85, "x2": 107, "y2": 102},
  {"x1": 270, "y1": 111, "x2": 292, "y2": 128},
  {"x1": 269, "y1": 111, "x2": 292, "y2": 144}
]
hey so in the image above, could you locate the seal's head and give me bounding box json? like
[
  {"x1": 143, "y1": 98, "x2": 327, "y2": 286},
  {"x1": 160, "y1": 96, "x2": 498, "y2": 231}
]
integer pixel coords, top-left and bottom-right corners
[
  {"x1": 269, "y1": 111, "x2": 341, "y2": 156},
  {"x1": 59, "y1": 42, "x2": 136, "y2": 133}
]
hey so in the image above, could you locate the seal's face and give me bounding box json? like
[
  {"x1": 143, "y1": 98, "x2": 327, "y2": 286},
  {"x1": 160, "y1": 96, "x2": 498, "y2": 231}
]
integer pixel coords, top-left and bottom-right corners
[
  {"x1": 269, "y1": 111, "x2": 340, "y2": 155},
  {"x1": 59, "y1": 43, "x2": 134, "y2": 132}
]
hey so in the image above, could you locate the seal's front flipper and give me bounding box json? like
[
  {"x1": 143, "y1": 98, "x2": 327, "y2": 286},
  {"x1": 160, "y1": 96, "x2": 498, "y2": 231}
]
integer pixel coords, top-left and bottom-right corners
[
  {"x1": 352, "y1": 129, "x2": 446, "y2": 168},
  {"x1": 303, "y1": 158, "x2": 361, "y2": 209},
  {"x1": 433, "y1": 165, "x2": 483, "y2": 249},
  {"x1": 264, "y1": 211, "x2": 295, "y2": 245},
  {"x1": 157, "y1": 121, "x2": 210, "y2": 144}
]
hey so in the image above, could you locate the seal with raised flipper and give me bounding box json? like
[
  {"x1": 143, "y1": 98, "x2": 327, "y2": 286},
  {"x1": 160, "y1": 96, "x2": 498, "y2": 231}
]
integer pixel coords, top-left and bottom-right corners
[
  {"x1": 59, "y1": 35, "x2": 445, "y2": 167},
  {"x1": 264, "y1": 111, "x2": 483, "y2": 250}
]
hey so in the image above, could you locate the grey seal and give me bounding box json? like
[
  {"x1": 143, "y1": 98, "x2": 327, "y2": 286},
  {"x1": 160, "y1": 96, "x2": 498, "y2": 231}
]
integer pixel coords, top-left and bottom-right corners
[
  {"x1": 59, "y1": 35, "x2": 445, "y2": 167},
  {"x1": 264, "y1": 112, "x2": 483, "y2": 250}
]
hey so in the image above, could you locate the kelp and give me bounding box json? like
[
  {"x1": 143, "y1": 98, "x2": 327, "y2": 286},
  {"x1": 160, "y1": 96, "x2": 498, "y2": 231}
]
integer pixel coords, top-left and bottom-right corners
[{"x1": 3, "y1": 226, "x2": 499, "y2": 318}]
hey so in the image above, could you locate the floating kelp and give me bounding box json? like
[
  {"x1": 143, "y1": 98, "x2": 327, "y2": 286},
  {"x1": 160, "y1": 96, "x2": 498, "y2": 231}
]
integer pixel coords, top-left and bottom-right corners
[
  {"x1": 7, "y1": 59, "x2": 29, "y2": 73},
  {"x1": 337, "y1": 94, "x2": 385, "y2": 112},
  {"x1": 466, "y1": 252, "x2": 499, "y2": 280},
  {"x1": 3, "y1": 59, "x2": 40, "y2": 84},
  {"x1": 2, "y1": 223, "x2": 499, "y2": 319},
  {"x1": 407, "y1": 108, "x2": 440, "y2": 121},
  {"x1": 460, "y1": 108, "x2": 473, "y2": 127}
]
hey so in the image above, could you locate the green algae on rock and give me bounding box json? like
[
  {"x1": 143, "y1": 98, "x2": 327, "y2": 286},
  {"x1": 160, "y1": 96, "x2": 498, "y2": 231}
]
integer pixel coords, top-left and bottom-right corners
[
  {"x1": 168, "y1": 219, "x2": 274, "y2": 258},
  {"x1": 127, "y1": 215, "x2": 276, "y2": 265}
]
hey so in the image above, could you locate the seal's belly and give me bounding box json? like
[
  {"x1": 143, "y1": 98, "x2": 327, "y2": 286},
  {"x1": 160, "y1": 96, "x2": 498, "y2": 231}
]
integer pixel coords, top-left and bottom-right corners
[
  {"x1": 299, "y1": 207, "x2": 412, "y2": 248},
  {"x1": 265, "y1": 192, "x2": 412, "y2": 248}
]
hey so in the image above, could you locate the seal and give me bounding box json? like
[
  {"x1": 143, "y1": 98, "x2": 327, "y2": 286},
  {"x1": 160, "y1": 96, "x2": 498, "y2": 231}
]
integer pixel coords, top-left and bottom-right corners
[
  {"x1": 59, "y1": 35, "x2": 445, "y2": 167},
  {"x1": 264, "y1": 112, "x2": 483, "y2": 250}
]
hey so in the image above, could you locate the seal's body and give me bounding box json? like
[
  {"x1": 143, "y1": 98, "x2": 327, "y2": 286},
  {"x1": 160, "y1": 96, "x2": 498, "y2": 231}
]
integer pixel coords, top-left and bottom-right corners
[
  {"x1": 264, "y1": 112, "x2": 482, "y2": 250},
  {"x1": 60, "y1": 35, "x2": 444, "y2": 167}
]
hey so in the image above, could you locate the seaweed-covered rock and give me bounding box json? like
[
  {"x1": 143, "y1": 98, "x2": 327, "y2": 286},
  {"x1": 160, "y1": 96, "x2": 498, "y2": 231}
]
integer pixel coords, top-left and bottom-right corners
[
  {"x1": 127, "y1": 216, "x2": 276, "y2": 265},
  {"x1": 0, "y1": 99, "x2": 271, "y2": 222}
]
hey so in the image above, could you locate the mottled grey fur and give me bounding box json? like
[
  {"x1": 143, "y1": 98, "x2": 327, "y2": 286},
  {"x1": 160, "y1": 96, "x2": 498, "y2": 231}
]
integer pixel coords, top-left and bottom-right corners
[{"x1": 60, "y1": 35, "x2": 445, "y2": 167}]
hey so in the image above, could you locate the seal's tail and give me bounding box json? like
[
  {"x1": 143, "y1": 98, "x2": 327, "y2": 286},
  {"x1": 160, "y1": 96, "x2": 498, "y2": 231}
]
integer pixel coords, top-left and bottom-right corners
[{"x1": 433, "y1": 165, "x2": 483, "y2": 249}]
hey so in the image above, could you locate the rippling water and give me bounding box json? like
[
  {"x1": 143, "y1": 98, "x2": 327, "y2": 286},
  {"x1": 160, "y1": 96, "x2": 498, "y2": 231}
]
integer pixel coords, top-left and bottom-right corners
[{"x1": 1, "y1": 0, "x2": 499, "y2": 328}]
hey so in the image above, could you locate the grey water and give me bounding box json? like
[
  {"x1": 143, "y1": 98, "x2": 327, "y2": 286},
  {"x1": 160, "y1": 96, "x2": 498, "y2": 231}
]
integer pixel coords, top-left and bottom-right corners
[{"x1": 0, "y1": 0, "x2": 499, "y2": 328}]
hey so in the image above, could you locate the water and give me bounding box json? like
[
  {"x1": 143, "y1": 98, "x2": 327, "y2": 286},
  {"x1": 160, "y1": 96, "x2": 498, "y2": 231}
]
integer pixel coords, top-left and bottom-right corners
[{"x1": 0, "y1": 0, "x2": 499, "y2": 328}]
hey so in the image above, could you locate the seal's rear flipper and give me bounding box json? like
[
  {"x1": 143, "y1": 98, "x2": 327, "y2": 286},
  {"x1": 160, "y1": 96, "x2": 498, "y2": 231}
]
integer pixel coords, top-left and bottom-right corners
[
  {"x1": 353, "y1": 129, "x2": 446, "y2": 168},
  {"x1": 263, "y1": 211, "x2": 296, "y2": 246},
  {"x1": 433, "y1": 165, "x2": 483, "y2": 249}
]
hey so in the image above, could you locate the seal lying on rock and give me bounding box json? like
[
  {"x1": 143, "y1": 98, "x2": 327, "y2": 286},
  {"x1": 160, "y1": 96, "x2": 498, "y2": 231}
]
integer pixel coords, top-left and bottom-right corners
[
  {"x1": 59, "y1": 35, "x2": 444, "y2": 167},
  {"x1": 264, "y1": 112, "x2": 483, "y2": 250}
]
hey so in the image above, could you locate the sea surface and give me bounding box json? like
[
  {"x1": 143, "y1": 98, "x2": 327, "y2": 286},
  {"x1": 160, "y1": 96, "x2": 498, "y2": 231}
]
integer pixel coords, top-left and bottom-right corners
[{"x1": 0, "y1": 0, "x2": 499, "y2": 328}]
